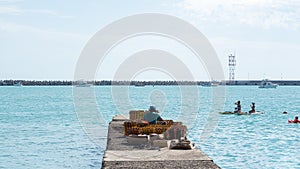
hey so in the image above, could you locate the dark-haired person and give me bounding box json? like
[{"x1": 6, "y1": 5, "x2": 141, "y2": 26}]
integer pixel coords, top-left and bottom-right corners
[
  {"x1": 293, "y1": 116, "x2": 299, "y2": 123},
  {"x1": 249, "y1": 102, "x2": 255, "y2": 113},
  {"x1": 234, "y1": 101, "x2": 241, "y2": 113}
]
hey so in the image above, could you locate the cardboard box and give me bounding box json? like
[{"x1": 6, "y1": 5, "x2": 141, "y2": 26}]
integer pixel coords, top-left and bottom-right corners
[{"x1": 129, "y1": 110, "x2": 145, "y2": 120}]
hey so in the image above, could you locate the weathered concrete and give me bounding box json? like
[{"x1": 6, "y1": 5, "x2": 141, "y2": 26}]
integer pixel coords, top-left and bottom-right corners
[{"x1": 102, "y1": 115, "x2": 221, "y2": 169}]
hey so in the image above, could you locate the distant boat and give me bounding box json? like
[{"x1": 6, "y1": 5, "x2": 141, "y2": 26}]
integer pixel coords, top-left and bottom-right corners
[
  {"x1": 74, "y1": 80, "x2": 92, "y2": 87},
  {"x1": 134, "y1": 82, "x2": 145, "y2": 87},
  {"x1": 258, "y1": 79, "x2": 278, "y2": 88},
  {"x1": 13, "y1": 82, "x2": 23, "y2": 86},
  {"x1": 202, "y1": 81, "x2": 219, "y2": 87}
]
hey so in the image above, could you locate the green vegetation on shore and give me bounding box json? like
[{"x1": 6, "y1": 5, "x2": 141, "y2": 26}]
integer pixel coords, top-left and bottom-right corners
[{"x1": 2, "y1": 80, "x2": 300, "y2": 86}]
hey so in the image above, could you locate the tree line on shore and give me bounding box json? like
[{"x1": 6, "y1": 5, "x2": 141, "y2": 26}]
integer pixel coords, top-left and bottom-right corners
[
  {"x1": 0, "y1": 80, "x2": 203, "y2": 86},
  {"x1": 1, "y1": 80, "x2": 300, "y2": 86}
]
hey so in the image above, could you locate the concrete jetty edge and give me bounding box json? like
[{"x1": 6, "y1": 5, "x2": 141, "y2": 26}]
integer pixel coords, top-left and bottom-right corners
[{"x1": 101, "y1": 115, "x2": 221, "y2": 169}]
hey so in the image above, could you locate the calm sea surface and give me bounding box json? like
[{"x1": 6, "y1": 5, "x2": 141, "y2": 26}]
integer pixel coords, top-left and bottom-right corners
[{"x1": 0, "y1": 86, "x2": 299, "y2": 169}]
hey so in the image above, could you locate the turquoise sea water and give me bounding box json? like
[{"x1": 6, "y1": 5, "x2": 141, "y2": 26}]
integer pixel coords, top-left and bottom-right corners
[{"x1": 0, "y1": 86, "x2": 300, "y2": 168}]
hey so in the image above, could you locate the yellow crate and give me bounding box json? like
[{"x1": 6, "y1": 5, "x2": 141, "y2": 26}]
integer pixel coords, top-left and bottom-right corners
[{"x1": 124, "y1": 120, "x2": 173, "y2": 136}]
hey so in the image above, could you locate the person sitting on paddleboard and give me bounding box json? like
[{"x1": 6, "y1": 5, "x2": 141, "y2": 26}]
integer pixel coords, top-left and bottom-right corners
[
  {"x1": 249, "y1": 102, "x2": 255, "y2": 113},
  {"x1": 234, "y1": 101, "x2": 241, "y2": 113}
]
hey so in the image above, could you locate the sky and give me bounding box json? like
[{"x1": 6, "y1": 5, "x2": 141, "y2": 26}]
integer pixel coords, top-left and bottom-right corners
[{"x1": 0, "y1": 0, "x2": 299, "y2": 81}]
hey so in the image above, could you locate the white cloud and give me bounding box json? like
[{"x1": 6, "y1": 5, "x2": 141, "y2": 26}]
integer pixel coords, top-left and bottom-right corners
[
  {"x1": 0, "y1": 19, "x2": 88, "y2": 40},
  {"x1": 0, "y1": 5, "x2": 21, "y2": 14},
  {"x1": 27, "y1": 9, "x2": 74, "y2": 19},
  {"x1": 0, "y1": 5, "x2": 74, "y2": 19},
  {"x1": 0, "y1": 0, "x2": 22, "y2": 2},
  {"x1": 177, "y1": 0, "x2": 300, "y2": 30}
]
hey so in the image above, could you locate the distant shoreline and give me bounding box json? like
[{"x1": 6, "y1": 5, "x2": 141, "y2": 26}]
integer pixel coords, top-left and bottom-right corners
[{"x1": 2, "y1": 80, "x2": 300, "y2": 86}]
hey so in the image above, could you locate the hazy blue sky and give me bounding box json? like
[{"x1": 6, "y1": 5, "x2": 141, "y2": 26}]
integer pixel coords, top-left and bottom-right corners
[{"x1": 1, "y1": 0, "x2": 299, "y2": 80}]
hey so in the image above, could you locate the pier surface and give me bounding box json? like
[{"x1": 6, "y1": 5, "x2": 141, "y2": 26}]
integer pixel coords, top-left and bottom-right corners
[{"x1": 101, "y1": 115, "x2": 221, "y2": 169}]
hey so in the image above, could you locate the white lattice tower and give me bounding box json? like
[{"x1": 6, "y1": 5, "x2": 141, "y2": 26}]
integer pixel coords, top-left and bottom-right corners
[{"x1": 228, "y1": 54, "x2": 236, "y2": 83}]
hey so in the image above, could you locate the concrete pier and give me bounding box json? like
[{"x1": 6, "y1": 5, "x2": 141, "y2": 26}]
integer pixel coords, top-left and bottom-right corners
[{"x1": 101, "y1": 115, "x2": 221, "y2": 169}]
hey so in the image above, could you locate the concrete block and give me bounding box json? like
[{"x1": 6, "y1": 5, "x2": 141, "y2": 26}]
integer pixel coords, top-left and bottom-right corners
[
  {"x1": 127, "y1": 135, "x2": 148, "y2": 145},
  {"x1": 152, "y1": 140, "x2": 168, "y2": 148}
]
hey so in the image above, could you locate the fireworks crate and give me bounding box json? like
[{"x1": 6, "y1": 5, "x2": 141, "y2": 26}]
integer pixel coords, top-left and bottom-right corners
[
  {"x1": 124, "y1": 121, "x2": 134, "y2": 136},
  {"x1": 128, "y1": 127, "x2": 141, "y2": 135},
  {"x1": 124, "y1": 120, "x2": 173, "y2": 136},
  {"x1": 140, "y1": 124, "x2": 171, "y2": 135},
  {"x1": 164, "y1": 120, "x2": 174, "y2": 125}
]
